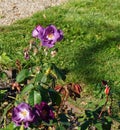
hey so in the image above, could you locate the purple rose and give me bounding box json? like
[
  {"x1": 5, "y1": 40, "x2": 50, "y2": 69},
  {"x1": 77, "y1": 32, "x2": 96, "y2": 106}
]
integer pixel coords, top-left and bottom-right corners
[
  {"x1": 32, "y1": 25, "x2": 44, "y2": 38},
  {"x1": 34, "y1": 102, "x2": 54, "y2": 122},
  {"x1": 38, "y1": 25, "x2": 63, "y2": 48},
  {"x1": 12, "y1": 103, "x2": 34, "y2": 128}
]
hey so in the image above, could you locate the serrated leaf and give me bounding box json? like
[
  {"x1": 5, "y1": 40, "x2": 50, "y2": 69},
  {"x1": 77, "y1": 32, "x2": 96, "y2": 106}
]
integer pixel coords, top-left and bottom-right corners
[
  {"x1": 16, "y1": 69, "x2": 30, "y2": 83},
  {"x1": 49, "y1": 88, "x2": 61, "y2": 106},
  {"x1": 38, "y1": 86, "x2": 49, "y2": 102},
  {"x1": 28, "y1": 90, "x2": 42, "y2": 106},
  {"x1": 51, "y1": 63, "x2": 66, "y2": 81},
  {"x1": 21, "y1": 84, "x2": 34, "y2": 96}
]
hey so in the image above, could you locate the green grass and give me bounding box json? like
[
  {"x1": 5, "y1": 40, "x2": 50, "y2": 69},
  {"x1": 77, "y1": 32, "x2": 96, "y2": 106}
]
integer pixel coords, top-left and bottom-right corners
[{"x1": 0, "y1": 0, "x2": 120, "y2": 99}]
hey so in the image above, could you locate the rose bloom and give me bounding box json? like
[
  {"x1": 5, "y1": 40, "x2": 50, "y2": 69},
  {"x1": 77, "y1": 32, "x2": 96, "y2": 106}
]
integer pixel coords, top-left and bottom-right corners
[
  {"x1": 34, "y1": 102, "x2": 54, "y2": 122},
  {"x1": 12, "y1": 103, "x2": 34, "y2": 128},
  {"x1": 32, "y1": 24, "x2": 63, "y2": 48},
  {"x1": 39, "y1": 25, "x2": 63, "y2": 48}
]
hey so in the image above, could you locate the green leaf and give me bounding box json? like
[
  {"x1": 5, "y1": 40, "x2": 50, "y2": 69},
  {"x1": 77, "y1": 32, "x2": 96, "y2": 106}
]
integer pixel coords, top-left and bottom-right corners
[
  {"x1": 105, "y1": 116, "x2": 112, "y2": 123},
  {"x1": 85, "y1": 110, "x2": 93, "y2": 118},
  {"x1": 1, "y1": 122, "x2": 14, "y2": 130},
  {"x1": 35, "y1": 72, "x2": 43, "y2": 83},
  {"x1": 41, "y1": 74, "x2": 47, "y2": 83},
  {"x1": 97, "y1": 98, "x2": 106, "y2": 106},
  {"x1": 21, "y1": 84, "x2": 34, "y2": 96},
  {"x1": 28, "y1": 90, "x2": 42, "y2": 106},
  {"x1": 95, "y1": 123, "x2": 103, "y2": 130},
  {"x1": 16, "y1": 69, "x2": 30, "y2": 83},
  {"x1": 80, "y1": 120, "x2": 90, "y2": 130},
  {"x1": 51, "y1": 63, "x2": 66, "y2": 81},
  {"x1": 49, "y1": 88, "x2": 61, "y2": 106},
  {"x1": 38, "y1": 86, "x2": 49, "y2": 102}
]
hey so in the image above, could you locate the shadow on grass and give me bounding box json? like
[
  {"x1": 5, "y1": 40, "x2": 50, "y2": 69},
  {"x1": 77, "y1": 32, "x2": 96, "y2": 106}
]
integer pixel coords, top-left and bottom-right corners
[{"x1": 73, "y1": 35, "x2": 120, "y2": 85}]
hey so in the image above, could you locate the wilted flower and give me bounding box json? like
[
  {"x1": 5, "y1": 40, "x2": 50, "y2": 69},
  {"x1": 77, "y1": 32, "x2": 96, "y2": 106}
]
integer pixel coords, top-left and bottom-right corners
[
  {"x1": 102, "y1": 80, "x2": 107, "y2": 86},
  {"x1": 34, "y1": 102, "x2": 54, "y2": 122},
  {"x1": 38, "y1": 25, "x2": 63, "y2": 48},
  {"x1": 24, "y1": 49, "x2": 30, "y2": 60},
  {"x1": 12, "y1": 103, "x2": 34, "y2": 128},
  {"x1": 32, "y1": 25, "x2": 44, "y2": 38},
  {"x1": 11, "y1": 81, "x2": 21, "y2": 92},
  {"x1": 51, "y1": 48, "x2": 58, "y2": 57}
]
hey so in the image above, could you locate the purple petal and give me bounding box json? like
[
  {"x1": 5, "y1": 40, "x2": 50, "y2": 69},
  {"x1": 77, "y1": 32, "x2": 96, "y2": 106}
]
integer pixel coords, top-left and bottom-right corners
[
  {"x1": 45, "y1": 25, "x2": 56, "y2": 35},
  {"x1": 41, "y1": 40, "x2": 55, "y2": 48},
  {"x1": 57, "y1": 30, "x2": 63, "y2": 41},
  {"x1": 12, "y1": 107, "x2": 22, "y2": 122},
  {"x1": 32, "y1": 25, "x2": 44, "y2": 38},
  {"x1": 49, "y1": 110, "x2": 55, "y2": 119}
]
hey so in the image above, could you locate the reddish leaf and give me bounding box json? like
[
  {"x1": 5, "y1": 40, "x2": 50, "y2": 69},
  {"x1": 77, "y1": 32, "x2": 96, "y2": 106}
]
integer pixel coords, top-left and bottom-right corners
[
  {"x1": 73, "y1": 84, "x2": 82, "y2": 95},
  {"x1": 54, "y1": 85, "x2": 62, "y2": 92}
]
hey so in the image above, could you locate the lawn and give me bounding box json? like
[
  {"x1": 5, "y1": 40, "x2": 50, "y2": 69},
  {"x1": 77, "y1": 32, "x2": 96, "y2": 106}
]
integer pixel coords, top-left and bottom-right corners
[{"x1": 0, "y1": 0, "x2": 120, "y2": 129}]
